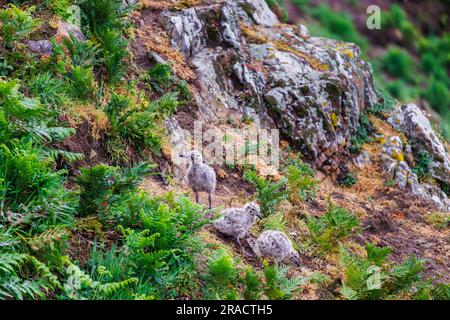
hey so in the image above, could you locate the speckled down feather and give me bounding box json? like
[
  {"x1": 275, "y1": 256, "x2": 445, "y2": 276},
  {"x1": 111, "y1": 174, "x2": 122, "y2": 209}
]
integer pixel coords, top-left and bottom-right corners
[
  {"x1": 187, "y1": 163, "x2": 216, "y2": 193},
  {"x1": 213, "y1": 208, "x2": 256, "y2": 239},
  {"x1": 251, "y1": 230, "x2": 300, "y2": 265}
]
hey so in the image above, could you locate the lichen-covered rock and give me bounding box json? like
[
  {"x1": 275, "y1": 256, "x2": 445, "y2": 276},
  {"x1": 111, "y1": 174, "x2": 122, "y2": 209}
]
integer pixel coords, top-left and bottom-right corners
[
  {"x1": 161, "y1": 7, "x2": 205, "y2": 56},
  {"x1": 55, "y1": 20, "x2": 84, "y2": 41},
  {"x1": 388, "y1": 103, "x2": 450, "y2": 187},
  {"x1": 354, "y1": 150, "x2": 371, "y2": 168},
  {"x1": 382, "y1": 136, "x2": 420, "y2": 190},
  {"x1": 239, "y1": 0, "x2": 279, "y2": 26},
  {"x1": 381, "y1": 136, "x2": 450, "y2": 211},
  {"x1": 160, "y1": 0, "x2": 377, "y2": 178},
  {"x1": 27, "y1": 40, "x2": 53, "y2": 55}
]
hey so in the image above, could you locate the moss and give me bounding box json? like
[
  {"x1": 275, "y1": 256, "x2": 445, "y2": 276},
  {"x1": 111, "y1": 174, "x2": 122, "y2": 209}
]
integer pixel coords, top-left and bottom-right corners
[
  {"x1": 424, "y1": 212, "x2": 450, "y2": 229},
  {"x1": 76, "y1": 217, "x2": 105, "y2": 240}
]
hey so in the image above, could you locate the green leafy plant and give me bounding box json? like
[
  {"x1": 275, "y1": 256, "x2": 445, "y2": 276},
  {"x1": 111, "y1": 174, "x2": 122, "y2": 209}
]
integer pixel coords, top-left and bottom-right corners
[
  {"x1": 307, "y1": 201, "x2": 360, "y2": 252},
  {"x1": 349, "y1": 113, "x2": 373, "y2": 153},
  {"x1": 115, "y1": 194, "x2": 208, "y2": 298},
  {"x1": 263, "y1": 261, "x2": 302, "y2": 300},
  {"x1": 0, "y1": 4, "x2": 40, "y2": 46},
  {"x1": 67, "y1": 66, "x2": 96, "y2": 100},
  {"x1": 105, "y1": 94, "x2": 167, "y2": 155},
  {"x1": 339, "y1": 172, "x2": 357, "y2": 187},
  {"x1": 0, "y1": 79, "x2": 79, "y2": 229},
  {"x1": 309, "y1": 4, "x2": 368, "y2": 51},
  {"x1": 147, "y1": 63, "x2": 174, "y2": 93},
  {"x1": 339, "y1": 243, "x2": 426, "y2": 300},
  {"x1": 0, "y1": 227, "x2": 60, "y2": 299},
  {"x1": 29, "y1": 72, "x2": 66, "y2": 107},
  {"x1": 61, "y1": 255, "x2": 137, "y2": 299},
  {"x1": 80, "y1": 0, "x2": 128, "y2": 36},
  {"x1": 262, "y1": 212, "x2": 286, "y2": 232},
  {"x1": 204, "y1": 249, "x2": 238, "y2": 299},
  {"x1": 422, "y1": 77, "x2": 449, "y2": 115},
  {"x1": 368, "y1": 89, "x2": 397, "y2": 116},
  {"x1": 284, "y1": 160, "x2": 318, "y2": 204},
  {"x1": 412, "y1": 150, "x2": 431, "y2": 180},
  {"x1": 148, "y1": 91, "x2": 180, "y2": 117},
  {"x1": 382, "y1": 4, "x2": 419, "y2": 46},
  {"x1": 243, "y1": 266, "x2": 262, "y2": 300},
  {"x1": 76, "y1": 162, "x2": 153, "y2": 219},
  {"x1": 99, "y1": 29, "x2": 128, "y2": 84},
  {"x1": 44, "y1": 0, "x2": 71, "y2": 18},
  {"x1": 63, "y1": 35, "x2": 99, "y2": 67},
  {"x1": 243, "y1": 170, "x2": 288, "y2": 217}
]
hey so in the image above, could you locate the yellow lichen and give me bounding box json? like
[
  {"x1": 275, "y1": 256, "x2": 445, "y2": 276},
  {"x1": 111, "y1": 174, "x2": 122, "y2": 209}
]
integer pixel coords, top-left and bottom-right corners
[
  {"x1": 330, "y1": 113, "x2": 339, "y2": 128},
  {"x1": 390, "y1": 151, "x2": 405, "y2": 162},
  {"x1": 273, "y1": 41, "x2": 330, "y2": 71},
  {"x1": 140, "y1": 0, "x2": 204, "y2": 10},
  {"x1": 136, "y1": 26, "x2": 196, "y2": 81},
  {"x1": 341, "y1": 49, "x2": 354, "y2": 59},
  {"x1": 240, "y1": 23, "x2": 268, "y2": 44}
]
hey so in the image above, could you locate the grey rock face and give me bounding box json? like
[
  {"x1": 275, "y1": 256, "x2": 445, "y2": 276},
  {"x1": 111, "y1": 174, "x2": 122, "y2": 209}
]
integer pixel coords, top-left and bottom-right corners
[
  {"x1": 161, "y1": 0, "x2": 377, "y2": 178},
  {"x1": 381, "y1": 136, "x2": 450, "y2": 211},
  {"x1": 354, "y1": 150, "x2": 371, "y2": 168},
  {"x1": 157, "y1": 0, "x2": 449, "y2": 210},
  {"x1": 56, "y1": 20, "x2": 84, "y2": 41},
  {"x1": 256, "y1": 36, "x2": 376, "y2": 169},
  {"x1": 239, "y1": 0, "x2": 279, "y2": 26},
  {"x1": 388, "y1": 103, "x2": 450, "y2": 187},
  {"x1": 27, "y1": 40, "x2": 53, "y2": 55},
  {"x1": 161, "y1": 7, "x2": 205, "y2": 57}
]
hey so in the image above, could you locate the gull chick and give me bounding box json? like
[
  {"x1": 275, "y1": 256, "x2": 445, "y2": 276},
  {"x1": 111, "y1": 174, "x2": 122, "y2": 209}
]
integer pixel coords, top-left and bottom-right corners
[
  {"x1": 181, "y1": 150, "x2": 216, "y2": 209},
  {"x1": 213, "y1": 202, "x2": 261, "y2": 248},
  {"x1": 248, "y1": 230, "x2": 300, "y2": 266}
]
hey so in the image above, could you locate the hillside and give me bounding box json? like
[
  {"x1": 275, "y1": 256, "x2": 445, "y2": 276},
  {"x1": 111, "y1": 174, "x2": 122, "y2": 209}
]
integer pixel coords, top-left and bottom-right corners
[{"x1": 0, "y1": 0, "x2": 449, "y2": 300}]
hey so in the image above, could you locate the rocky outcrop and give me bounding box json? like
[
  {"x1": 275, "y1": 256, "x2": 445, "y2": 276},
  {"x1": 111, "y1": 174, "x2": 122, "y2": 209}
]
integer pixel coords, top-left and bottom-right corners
[
  {"x1": 27, "y1": 40, "x2": 53, "y2": 55},
  {"x1": 240, "y1": 0, "x2": 279, "y2": 26},
  {"x1": 55, "y1": 20, "x2": 84, "y2": 41},
  {"x1": 388, "y1": 103, "x2": 450, "y2": 187},
  {"x1": 382, "y1": 136, "x2": 420, "y2": 191},
  {"x1": 153, "y1": 0, "x2": 449, "y2": 210},
  {"x1": 160, "y1": 0, "x2": 377, "y2": 180},
  {"x1": 381, "y1": 136, "x2": 450, "y2": 211}
]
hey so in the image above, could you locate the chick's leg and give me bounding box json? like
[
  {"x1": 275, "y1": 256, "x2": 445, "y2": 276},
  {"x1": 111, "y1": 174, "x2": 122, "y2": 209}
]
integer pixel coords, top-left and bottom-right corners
[{"x1": 208, "y1": 193, "x2": 212, "y2": 209}]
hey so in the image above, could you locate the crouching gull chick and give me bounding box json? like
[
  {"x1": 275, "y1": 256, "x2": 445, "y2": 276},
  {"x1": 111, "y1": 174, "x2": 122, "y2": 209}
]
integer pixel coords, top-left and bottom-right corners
[
  {"x1": 213, "y1": 202, "x2": 261, "y2": 248},
  {"x1": 248, "y1": 230, "x2": 301, "y2": 266}
]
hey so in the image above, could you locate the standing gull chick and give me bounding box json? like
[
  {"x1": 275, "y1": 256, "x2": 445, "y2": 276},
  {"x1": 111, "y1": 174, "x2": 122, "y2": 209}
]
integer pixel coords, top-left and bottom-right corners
[
  {"x1": 248, "y1": 230, "x2": 301, "y2": 266},
  {"x1": 213, "y1": 202, "x2": 261, "y2": 248},
  {"x1": 181, "y1": 150, "x2": 216, "y2": 209}
]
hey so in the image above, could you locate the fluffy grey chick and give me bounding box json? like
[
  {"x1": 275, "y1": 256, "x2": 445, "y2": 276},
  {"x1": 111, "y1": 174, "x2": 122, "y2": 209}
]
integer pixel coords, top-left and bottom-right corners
[
  {"x1": 248, "y1": 230, "x2": 300, "y2": 266},
  {"x1": 213, "y1": 202, "x2": 261, "y2": 248},
  {"x1": 181, "y1": 150, "x2": 216, "y2": 209}
]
